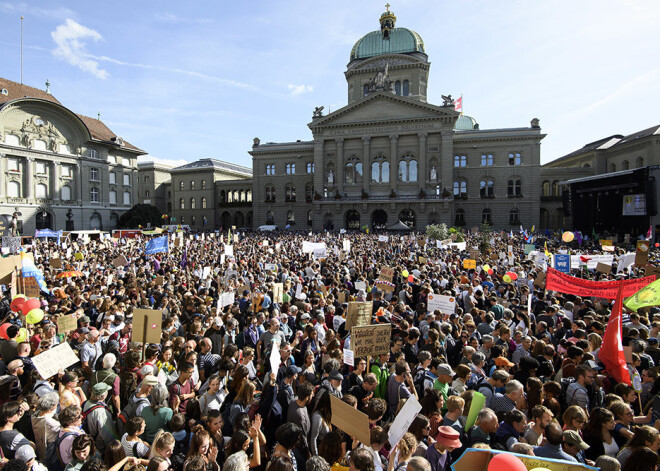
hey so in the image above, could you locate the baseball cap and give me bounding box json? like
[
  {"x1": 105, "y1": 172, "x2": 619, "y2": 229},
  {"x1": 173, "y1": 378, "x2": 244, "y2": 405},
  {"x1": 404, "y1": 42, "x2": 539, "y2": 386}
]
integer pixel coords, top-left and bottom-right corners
[
  {"x1": 563, "y1": 430, "x2": 589, "y2": 450},
  {"x1": 81, "y1": 316, "x2": 91, "y2": 323},
  {"x1": 494, "y1": 357, "x2": 515, "y2": 367},
  {"x1": 286, "y1": 365, "x2": 302, "y2": 377},
  {"x1": 328, "y1": 370, "x2": 343, "y2": 381},
  {"x1": 437, "y1": 364, "x2": 455, "y2": 376},
  {"x1": 301, "y1": 313, "x2": 311, "y2": 320},
  {"x1": 91, "y1": 383, "x2": 111, "y2": 395},
  {"x1": 142, "y1": 374, "x2": 160, "y2": 386},
  {"x1": 15, "y1": 445, "x2": 36, "y2": 462}
]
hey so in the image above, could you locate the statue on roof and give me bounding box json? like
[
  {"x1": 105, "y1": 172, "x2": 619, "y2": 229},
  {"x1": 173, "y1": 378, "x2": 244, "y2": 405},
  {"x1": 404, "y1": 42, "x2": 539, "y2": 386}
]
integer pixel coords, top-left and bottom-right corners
[
  {"x1": 441, "y1": 94, "x2": 455, "y2": 107},
  {"x1": 365, "y1": 63, "x2": 393, "y2": 94},
  {"x1": 313, "y1": 106, "x2": 324, "y2": 118}
]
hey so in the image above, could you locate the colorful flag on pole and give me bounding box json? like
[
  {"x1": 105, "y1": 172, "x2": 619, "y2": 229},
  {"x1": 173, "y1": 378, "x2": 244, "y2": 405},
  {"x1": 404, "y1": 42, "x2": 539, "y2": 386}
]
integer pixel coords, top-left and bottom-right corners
[
  {"x1": 145, "y1": 236, "x2": 169, "y2": 255},
  {"x1": 454, "y1": 96, "x2": 462, "y2": 113},
  {"x1": 600, "y1": 282, "x2": 632, "y2": 385},
  {"x1": 646, "y1": 225, "x2": 652, "y2": 240},
  {"x1": 20, "y1": 251, "x2": 47, "y2": 292},
  {"x1": 624, "y1": 278, "x2": 660, "y2": 311},
  {"x1": 544, "y1": 241, "x2": 551, "y2": 258}
]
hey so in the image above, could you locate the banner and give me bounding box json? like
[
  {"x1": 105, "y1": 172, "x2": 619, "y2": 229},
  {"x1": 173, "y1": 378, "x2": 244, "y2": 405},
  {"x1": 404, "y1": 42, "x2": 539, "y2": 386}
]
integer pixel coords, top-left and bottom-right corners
[
  {"x1": 545, "y1": 267, "x2": 654, "y2": 298},
  {"x1": 145, "y1": 236, "x2": 169, "y2": 255},
  {"x1": 302, "y1": 241, "x2": 326, "y2": 253},
  {"x1": 624, "y1": 278, "x2": 660, "y2": 311}
]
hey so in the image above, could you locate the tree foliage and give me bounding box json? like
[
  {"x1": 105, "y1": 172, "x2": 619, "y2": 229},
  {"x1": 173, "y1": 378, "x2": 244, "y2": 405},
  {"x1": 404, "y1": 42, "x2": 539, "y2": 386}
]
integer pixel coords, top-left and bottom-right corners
[
  {"x1": 478, "y1": 222, "x2": 492, "y2": 254},
  {"x1": 426, "y1": 224, "x2": 465, "y2": 242},
  {"x1": 117, "y1": 204, "x2": 163, "y2": 229}
]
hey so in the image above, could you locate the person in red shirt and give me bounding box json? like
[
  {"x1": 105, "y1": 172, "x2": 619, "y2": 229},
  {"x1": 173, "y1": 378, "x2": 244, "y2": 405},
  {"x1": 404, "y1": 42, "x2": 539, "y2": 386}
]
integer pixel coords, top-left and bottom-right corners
[
  {"x1": 168, "y1": 361, "x2": 197, "y2": 413},
  {"x1": 108, "y1": 319, "x2": 132, "y2": 354}
]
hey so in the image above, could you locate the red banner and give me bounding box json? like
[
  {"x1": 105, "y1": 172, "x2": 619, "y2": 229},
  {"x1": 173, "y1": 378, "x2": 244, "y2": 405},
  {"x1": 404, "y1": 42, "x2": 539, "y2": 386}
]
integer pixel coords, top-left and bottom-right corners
[{"x1": 545, "y1": 267, "x2": 654, "y2": 299}]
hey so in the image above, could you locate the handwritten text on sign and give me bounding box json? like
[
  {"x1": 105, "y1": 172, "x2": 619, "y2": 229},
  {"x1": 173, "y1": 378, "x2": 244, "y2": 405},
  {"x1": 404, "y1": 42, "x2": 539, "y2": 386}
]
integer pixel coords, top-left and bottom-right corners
[
  {"x1": 351, "y1": 324, "x2": 391, "y2": 357},
  {"x1": 345, "y1": 301, "x2": 372, "y2": 331}
]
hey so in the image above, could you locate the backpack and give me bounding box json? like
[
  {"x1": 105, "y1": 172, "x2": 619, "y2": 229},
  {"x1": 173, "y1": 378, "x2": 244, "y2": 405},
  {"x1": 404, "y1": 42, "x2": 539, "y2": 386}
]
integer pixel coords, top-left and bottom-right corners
[
  {"x1": 116, "y1": 395, "x2": 150, "y2": 436},
  {"x1": 118, "y1": 370, "x2": 139, "y2": 410},
  {"x1": 558, "y1": 377, "x2": 576, "y2": 412},
  {"x1": 413, "y1": 369, "x2": 434, "y2": 397},
  {"x1": 44, "y1": 431, "x2": 77, "y2": 471},
  {"x1": 170, "y1": 432, "x2": 190, "y2": 471},
  {"x1": 82, "y1": 402, "x2": 108, "y2": 433},
  {"x1": 469, "y1": 379, "x2": 494, "y2": 395}
]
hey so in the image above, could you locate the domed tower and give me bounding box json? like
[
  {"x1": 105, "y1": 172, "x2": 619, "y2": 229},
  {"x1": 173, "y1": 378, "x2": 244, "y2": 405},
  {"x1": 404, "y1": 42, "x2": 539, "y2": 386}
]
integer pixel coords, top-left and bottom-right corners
[{"x1": 346, "y1": 6, "x2": 429, "y2": 104}]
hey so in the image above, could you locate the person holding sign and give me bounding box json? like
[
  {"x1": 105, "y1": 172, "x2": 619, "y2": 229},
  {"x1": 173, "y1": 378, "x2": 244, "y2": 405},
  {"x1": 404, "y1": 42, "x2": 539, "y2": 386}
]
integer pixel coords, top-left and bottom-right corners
[{"x1": 387, "y1": 362, "x2": 417, "y2": 417}]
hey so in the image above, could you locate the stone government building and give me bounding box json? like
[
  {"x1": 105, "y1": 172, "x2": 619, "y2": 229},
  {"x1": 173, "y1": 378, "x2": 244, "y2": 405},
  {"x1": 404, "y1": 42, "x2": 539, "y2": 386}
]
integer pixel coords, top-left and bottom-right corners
[{"x1": 3, "y1": 8, "x2": 658, "y2": 234}]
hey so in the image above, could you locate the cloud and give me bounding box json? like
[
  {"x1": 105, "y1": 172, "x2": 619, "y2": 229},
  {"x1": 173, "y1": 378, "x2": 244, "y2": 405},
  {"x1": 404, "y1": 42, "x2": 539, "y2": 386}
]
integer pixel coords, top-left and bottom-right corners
[
  {"x1": 51, "y1": 19, "x2": 108, "y2": 79},
  {"x1": 0, "y1": 2, "x2": 76, "y2": 21},
  {"x1": 153, "y1": 12, "x2": 212, "y2": 24},
  {"x1": 288, "y1": 84, "x2": 314, "y2": 96},
  {"x1": 137, "y1": 155, "x2": 189, "y2": 168}
]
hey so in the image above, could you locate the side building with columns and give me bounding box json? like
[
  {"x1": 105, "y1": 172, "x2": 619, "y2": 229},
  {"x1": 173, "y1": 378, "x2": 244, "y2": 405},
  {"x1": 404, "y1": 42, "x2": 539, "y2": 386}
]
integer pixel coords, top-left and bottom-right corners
[
  {"x1": 250, "y1": 8, "x2": 543, "y2": 231},
  {"x1": 0, "y1": 77, "x2": 144, "y2": 233}
]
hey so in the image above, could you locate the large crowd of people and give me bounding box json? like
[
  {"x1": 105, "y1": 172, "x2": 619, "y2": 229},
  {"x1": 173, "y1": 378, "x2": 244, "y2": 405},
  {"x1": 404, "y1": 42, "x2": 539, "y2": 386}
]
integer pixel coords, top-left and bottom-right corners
[{"x1": 0, "y1": 229, "x2": 658, "y2": 471}]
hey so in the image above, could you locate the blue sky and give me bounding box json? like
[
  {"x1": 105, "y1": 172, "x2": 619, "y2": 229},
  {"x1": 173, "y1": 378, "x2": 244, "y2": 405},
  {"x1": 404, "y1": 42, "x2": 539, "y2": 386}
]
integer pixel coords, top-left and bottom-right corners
[{"x1": 1, "y1": 1, "x2": 658, "y2": 167}]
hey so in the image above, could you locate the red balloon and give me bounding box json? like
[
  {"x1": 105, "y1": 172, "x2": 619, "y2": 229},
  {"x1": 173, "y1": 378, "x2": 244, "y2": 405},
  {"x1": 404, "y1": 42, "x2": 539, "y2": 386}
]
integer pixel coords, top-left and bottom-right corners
[
  {"x1": 10, "y1": 297, "x2": 26, "y2": 313},
  {"x1": 656, "y1": 243, "x2": 659, "y2": 248},
  {"x1": 487, "y1": 452, "x2": 527, "y2": 471},
  {"x1": 21, "y1": 298, "x2": 40, "y2": 315},
  {"x1": 487, "y1": 269, "x2": 494, "y2": 275},
  {"x1": 0, "y1": 323, "x2": 10, "y2": 340}
]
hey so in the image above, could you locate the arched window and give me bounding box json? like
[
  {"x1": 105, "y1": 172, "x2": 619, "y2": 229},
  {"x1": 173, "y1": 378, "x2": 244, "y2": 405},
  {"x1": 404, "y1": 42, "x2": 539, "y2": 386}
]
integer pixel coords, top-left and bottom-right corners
[
  {"x1": 395, "y1": 81, "x2": 401, "y2": 95},
  {"x1": 287, "y1": 210, "x2": 295, "y2": 224},
  {"x1": 482, "y1": 208, "x2": 492, "y2": 225},
  {"x1": 305, "y1": 183, "x2": 314, "y2": 201},
  {"x1": 345, "y1": 157, "x2": 363, "y2": 184},
  {"x1": 371, "y1": 156, "x2": 390, "y2": 183},
  {"x1": 285, "y1": 185, "x2": 296, "y2": 202},
  {"x1": 233, "y1": 190, "x2": 239, "y2": 202},
  {"x1": 307, "y1": 210, "x2": 313, "y2": 227},
  {"x1": 454, "y1": 208, "x2": 465, "y2": 226},
  {"x1": 541, "y1": 181, "x2": 550, "y2": 197},
  {"x1": 190, "y1": 198, "x2": 196, "y2": 209},
  {"x1": 90, "y1": 187, "x2": 100, "y2": 202},
  {"x1": 201, "y1": 197, "x2": 207, "y2": 209},
  {"x1": 7, "y1": 181, "x2": 20, "y2": 198},
  {"x1": 180, "y1": 198, "x2": 185, "y2": 209},
  {"x1": 90, "y1": 212, "x2": 101, "y2": 229},
  {"x1": 510, "y1": 209, "x2": 520, "y2": 224},
  {"x1": 453, "y1": 181, "x2": 467, "y2": 198},
  {"x1": 636, "y1": 157, "x2": 644, "y2": 168},
  {"x1": 266, "y1": 211, "x2": 274, "y2": 225},
  {"x1": 190, "y1": 181, "x2": 195, "y2": 190},
  {"x1": 179, "y1": 181, "x2": 184, "y2": 190},
  {"x1": 480, "y1": 179, "x2": 494, "y2": 197},
  {"x1": 266, "y1": 186, "x2": 276, "y2": 202},
  {"x1": 507, "y1": 179, "x2": 522, "y2": 197},
  {"x1": 402, "y1": 80, "x2": 409, "y2": 96},
  {"x1": 454, "y1": 155, "x2": 467, "y2": 167},
  {"x1": 247, "y1": 190, "x2": 252, "y2": 202},
  {"x1": 61, "y1": 185, "x2": 71, "y2": 201},
  {"x1": 36, "y1": 183, "x2": 48, "y2": 199},
  {"x1": 398, "y1": 155, "x2": 417, "y2": 183},
  {"x1": 306, "y1": 162, "x2": 314, "y2": 174},
  {"x1": 286, "y1": 163, "x2": 295, "y2": 175},
  {"x1": 622, "y1": 160, "x2": 629, "y2": 170},
  {"x1": 609, "y1": 163, "x2": 616, "y2": 172},
  {"x1": 508, "y1": 153, "x2": 521, "y2": 165},
  {"x1": 481, "y1": 154, "x2": 494, "y2": 167},
  {"x1": 552, "y1": 181, "x2": 560, "y2": 196}
]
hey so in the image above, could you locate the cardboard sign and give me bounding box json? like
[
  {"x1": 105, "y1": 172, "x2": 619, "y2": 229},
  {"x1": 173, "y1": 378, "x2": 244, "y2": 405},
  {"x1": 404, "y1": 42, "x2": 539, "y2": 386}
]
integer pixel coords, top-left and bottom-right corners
[
  {"x1": 32, "y1": 342, "x2": 80, "y2": 380},
  {"x1": 224, "y1": 245, "x2": 234, "y2": 257},
  {"x1": 596, "y1": 262, "x2": 612, "y2": 274},
  {"x1": 379, "y1": 266, "x2": 395, "y2": 283},
  {"x1": 272, "y1": 283, "x2": 284, "y2": 304},
  {"x1": 354, "y1": 281, "x2": 367, "y2": 292},
  {"x1": 112, "y1": 255, "x2": 128, "y2": 268},
  {"x1": 220, "y1": 292, "x2": 235, "y2": 309},
  {"x1": 645, "y1": 265, "x2": 660, "y2": 281},
  {"x1": 623, "y1": 345, "x2": 633, "y2": 364},
  {"x1": 0, "y1": 254, "x2": 31, "y2": 284},
  {"x1": 132, "y1": 308, "x2": 163, "y2": 344},
  {"x1": 469, "y1": 249, "x2": 480, "y2": 261},
  {"x1": 338, "y1": 291, "x2": 346, "y2": 304},
  {"x1": 330, "y1": 395, "x2": 370, "y2": 446},
  {"x1": 636, "y1": 240, "x2": 651, "y2": 266},
  {"x1": 388, "y1": 396, "x2": 422, "y2": 447},
  {"x1": 346, "y1": 302, "x2": 373, "y2": 330},
  {"x1": 534, "y1": 272, "x2": 546, "y2": 289},
  {"x1": 154, "y1": 276, "x2": 164, "y2": 286},
  {"x1": 418, "y1": 256, "x2": 427, "y2": 264},
  {"x1": 351, "y1": 324, "x2": 391, "y2": 357},
  {"x1": 265, "y1": 263, "x2": 278, "y2": 272},
  {"x1": 23, "y1": 276, "x2": 40, "y2": 297},
  {"x1": 57, "y1": 314, "x2": 78, "y2": 333},
  {"x1": 463, "y1": 259, "x2": 476, "y2": 269},
  {"x1": 49, "y1": 257, "x2": 62, "y2": 269}
]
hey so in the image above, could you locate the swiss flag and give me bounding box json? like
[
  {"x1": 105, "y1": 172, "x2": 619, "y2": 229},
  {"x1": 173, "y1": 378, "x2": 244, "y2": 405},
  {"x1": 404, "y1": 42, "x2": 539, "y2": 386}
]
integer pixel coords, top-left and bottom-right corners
[
  {"x1": 454, "y1": 97, "x2": 462, "y2": 112},
  {"x1": 599, "y1": 282, "x2": 631, "y2": 385}
]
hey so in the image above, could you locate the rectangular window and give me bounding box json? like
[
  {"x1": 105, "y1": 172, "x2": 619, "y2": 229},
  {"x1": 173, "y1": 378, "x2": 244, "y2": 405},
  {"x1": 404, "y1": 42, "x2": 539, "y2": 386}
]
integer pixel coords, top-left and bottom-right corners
[
  {"x1": 90, "y1": 168, "x2": 99, "y2": 181},
  {"x1": 109, "y1": 190, "x2": 117, "y2": 205},
  {"x1": 145, "y1": 190, "x2": 150, "y2": 198},
  {"x1": 89, "y1": 149, "x2": 99, "y2": 159},
  {"x1": 123, "y1": 191, "x2": 131, "y2": 205},
  {"x1": 122, "y1": 157, "x2": 130, "y2": 167},
  {"x1": 108, "y1": 155, "x2": 117, "y2": 164},
  {"x1": 35, "y1": 161, "x2": 47, "y2": 175},
  {"x1": 7, "y1": 158, "x2": 19, "y2": 172},
  {"x1": 123, "y1": 174, "x2": 130, "y2": 186},
  {"x1": 91, "y1": 188, "x2": 100, "y2": 202},
  {"x1": 109, "y1": 172, "x2": 116, "y2": 184},
  {"x1": 509, "y1": 152, "x2": 522, "y2": 165},
  {"x1": 61, "y1": 165, "x2": 72, "y2": 177}
]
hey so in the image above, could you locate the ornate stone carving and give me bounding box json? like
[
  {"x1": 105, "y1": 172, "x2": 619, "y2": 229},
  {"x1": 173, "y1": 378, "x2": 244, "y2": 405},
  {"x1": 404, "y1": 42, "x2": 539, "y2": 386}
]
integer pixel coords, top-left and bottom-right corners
[
  {"x1": 253, "y1": 137, "x2": 260, "y2": 147},
  {"x1": 531, "y1": 118, "x2": 540, "y2": 128},
  {"x1": 313, "y1": 106, "x2": 324, "y2": 118},
  {"x1": 441, "y1": 94, "x2": 455, "y2": 107},
  {"x1": 364, "y1": 63, "x2": 393, "y2": 95}
]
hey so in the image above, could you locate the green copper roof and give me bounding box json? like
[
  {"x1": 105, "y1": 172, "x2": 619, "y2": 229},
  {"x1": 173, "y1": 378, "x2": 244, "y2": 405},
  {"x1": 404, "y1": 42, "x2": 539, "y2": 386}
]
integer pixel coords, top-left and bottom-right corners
[
  {"x1": 454, "y1": 115, "x2": 478, "y2": 131},
  {"x1": 350, "y1": 28, "x2": 425, "y2": 61}
]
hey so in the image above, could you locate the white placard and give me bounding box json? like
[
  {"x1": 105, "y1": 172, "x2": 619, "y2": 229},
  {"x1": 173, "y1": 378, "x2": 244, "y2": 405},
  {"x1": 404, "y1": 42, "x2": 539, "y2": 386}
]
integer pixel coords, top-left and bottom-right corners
[
  {"x1": 570, "y1": 254, "x2": 614, "y2": 270},
  {"x1": 32, "y1": 342, "x2": 80, "y2": 380},
  {"x1": 202, "y1": 267, "x2": 211, "y2": 280},
  {"x1": 388, "y1": 396, "x2": 422, "y2": 447},
  {"x1": 343, "y1": 349, "x2": 354, "y2": 366},
  {"x1": 378, "y1": 235, "x2": 389, "y2": 242},
  {"x1": 313, "y1": 248, "x2": 327, "y2": 260},
  {"x1": 220, "y1": 292, "x2": 235, "y2": 309},
  {"x1": 269, "y1": 341, "x2": 281, "y2": 374},
  {"x1": 263, "y1": 240, "x2": 269, "y2": 247},
  {"x1": 265, "y1": 263, "x2": 278, "y2": 272},
  {"x1": 302, "y1": 241, "x2": 326, "y2": 254},
  {"x1": 224, "y1": 245, "x2": 234, "y2": 257},
  {"x1": 355, "y1": 281, "x2": 367, "y2": 292},
  {"x1": 343, "y1": 240, "x2": 351, "y2": 252},
  {"x1": 427, "y1": 293, "x2": 456, "y2": 314}
]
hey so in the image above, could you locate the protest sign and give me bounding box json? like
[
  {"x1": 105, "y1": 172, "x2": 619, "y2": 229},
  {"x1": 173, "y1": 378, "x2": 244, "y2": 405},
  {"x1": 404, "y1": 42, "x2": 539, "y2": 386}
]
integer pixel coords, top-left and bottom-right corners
[
  {"x1": 346, "y1": 302, "x2": 373, "y2": 330},
  {"x1": 112, "y1": 255, "x2": 128, "y2": 268},
  {"x1": 330, "y1": 395, "x2": 370, "y2": 445},
  {"x1": 534, "y1": 272, "x2": 546, "y2": 289},
  {"x1": 220, "y1": 292, "x2": 235, "y2": 309},
  {"x1": 378, "y1": 235, "x2": 389, "y2": 243},
  {"x1": 554, "y1": 254, "x2": 571, "y2": 274},
  {"x1": 2, "y1": 236, "x2": 21, "y2": 254},
  {"x1": 419, "y1": 256, "x2": 427, "y2": 264},
  {"x1": 545, "y1": 267, "x2": 654, "y2": 298},
  {"x1": 427, "y1": 293, "x2": 456, "y2": 314},
  {"x1": 57, "y1": 314, "x2": 78, "y2": 333},
  {"x1": 343, "y1": 349, "x2": 354, "y2": 366},
  {"x1": 596, "y1": 263, "x2": 612, "y2": 274},
  {"x1": 265, "y1": 263, "x2": 278, "y2": 272},
  {"x1": 388, "y1": 396, "x2": 422, "y2": 447},
  {"x1": 49, "y1": 257, "x2": 62, "y2": 269},
  {"x1": 343, "y1": 240, "x2": 351, "y2": 252},
  {"x1": 132, "y1": 309, "x2": 163, "y2": 344},
  {"x1": 570, "y1": 254, "x2": 614, "y2": 270},
  {"x1": 23, "y1": 276, "x2": 40, "y2": 297},
  {"x1": 636, "y1": 240, "x2": 651, "y2": 266},
  {"x1": 645, "y1": 265, "x2": 660, "y2": 281},
  {"x1": 312, "y1": 247, "x2": 327, "y2": 260},
  {"x1": 469, "y1": 249, "x2": 480, "y2": 261},
  {"x1": 272, "y1": 283, "x2": 283, "y2": 303},
  {"x1": 378, "y1": 266, "x2": 395, "y2": 283},
  {"x1": 351, "y1": 324, "x2": 391, "y2": 357},
  {"x1": 463, "y1": 259, "x2": 476, "y2": 269},
  {"x1": 623, "y1": 346, "x2": 633, "y2": 364},
  {"x1": 354, "y1": 281, "x2": 367, "y2": 292},
  {"x1": 155, "y1": 276, "x2": 164, "y2": 286},
  {"x1": 338, "y1": 291, "x2": 346, "y2": 304},
  {"x1": 601, "y1": 239, "x2": 613, "y2": 247},
  {"x1": 302, "y1": 241, "x2": 326, "y2": 253},
  {"x1": 523, "y1": 244, "x2": 536, "y2": 255},
  {"x1": 74, "y1": 252, "x2": 84, "y2": 261},
  {"x1": 224, "y1": 245, "x2": 234, "y2": 257},
  {"x1": 32, "y1": 342, "x2": 80, "y2": 380}
]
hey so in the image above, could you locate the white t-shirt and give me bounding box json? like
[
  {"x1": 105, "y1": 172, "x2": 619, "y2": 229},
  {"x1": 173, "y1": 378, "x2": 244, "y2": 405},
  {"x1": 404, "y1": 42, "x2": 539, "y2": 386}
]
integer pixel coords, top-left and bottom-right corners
[{"x1": 121, "y1": 434, "x2": 149, "y2": 458}]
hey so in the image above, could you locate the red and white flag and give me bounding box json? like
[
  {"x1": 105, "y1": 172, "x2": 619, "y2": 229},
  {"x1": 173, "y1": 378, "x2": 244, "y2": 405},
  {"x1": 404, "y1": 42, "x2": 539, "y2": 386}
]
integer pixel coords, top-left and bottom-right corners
[
  {"x1": 599, "y1": 282, "x2": 631, "y2": 385},
  {"x1": 454, "y1": 96, "x2": 462, "y2": 112},
  {"x1": 646, "y1": 225, "x2": 652, "y2": 240}
]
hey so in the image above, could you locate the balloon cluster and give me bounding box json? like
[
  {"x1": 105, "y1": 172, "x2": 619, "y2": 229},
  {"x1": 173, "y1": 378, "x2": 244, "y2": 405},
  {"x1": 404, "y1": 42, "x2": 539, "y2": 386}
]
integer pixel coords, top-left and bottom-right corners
[{"x1": 9, "y1": 295, "x2": 45, "y2": 324}]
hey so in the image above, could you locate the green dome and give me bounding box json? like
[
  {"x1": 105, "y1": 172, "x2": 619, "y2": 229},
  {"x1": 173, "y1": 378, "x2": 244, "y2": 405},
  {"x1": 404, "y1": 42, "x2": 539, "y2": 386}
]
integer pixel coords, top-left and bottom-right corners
[
  {"x1": 454, "y1": 114, "x2": 478, "y2": 131},
  {"x1": 350, "y1": 28, "x2": 425, "y2": 61}
]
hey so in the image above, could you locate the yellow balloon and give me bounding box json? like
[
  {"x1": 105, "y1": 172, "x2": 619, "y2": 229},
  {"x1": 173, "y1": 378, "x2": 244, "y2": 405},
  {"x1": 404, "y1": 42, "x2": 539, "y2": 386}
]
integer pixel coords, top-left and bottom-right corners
[
  {"x1": 12, "y1": 294, "x2": 27, "y2": 301},
  {"x1": 483, "y1": 264, "x2": 491, "y2": 271},
  {"x1": 562, "y1": 231, "x2": 574, "y2": 242},
  {"x1": 503, "y1": 275, "x2": 512, "y2": 283},
  {"x1": 15, "y1": 328, "x2": 27, "y2": 343},
  {"x1": 26, "y1": 308, "x2": 44, "y2": 325},
  {"x1": 402, "y1": 270, "x2": 409, "y2": 278}
]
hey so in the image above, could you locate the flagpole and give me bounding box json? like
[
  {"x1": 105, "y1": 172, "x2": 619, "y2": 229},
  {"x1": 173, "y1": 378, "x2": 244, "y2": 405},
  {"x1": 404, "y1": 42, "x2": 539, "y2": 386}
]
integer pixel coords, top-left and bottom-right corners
[
  {"x1": 460, "y1": 93, "x2": 463, "y2": 116},
  {"x1": 20, "y1": 16, "x2": 23, "y2": 84}
]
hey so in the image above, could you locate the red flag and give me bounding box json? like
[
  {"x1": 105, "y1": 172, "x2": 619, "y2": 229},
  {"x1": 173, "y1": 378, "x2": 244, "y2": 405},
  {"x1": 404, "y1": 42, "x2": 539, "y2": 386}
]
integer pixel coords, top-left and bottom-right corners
[
  {"x1": 599, "y1": 281, "x2": 631, "y2": 385},
  {"x1": 454, "y1": 96, "x2": 462, "y2": 112},
  {"x1": 647, "y1": 225, "x2": 652, "y2": 240}
]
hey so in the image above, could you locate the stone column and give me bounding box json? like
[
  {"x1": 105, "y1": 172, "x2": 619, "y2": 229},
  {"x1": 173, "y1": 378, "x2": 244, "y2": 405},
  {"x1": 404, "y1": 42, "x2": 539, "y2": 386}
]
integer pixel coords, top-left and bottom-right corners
[
  {"x1": 418, "y1": 132, "x2": 427, "y2": 192},
  {"x1": 440, "y1": 130, "x2": 454, "y2": 195},
  {"x1": 390, "y1": 134, "x2": 398, "y2": 193},
  {"x1": 52, "y1": 162, "x2": 60, "y2": 201},
  {"x1": 76, "y1": 164, "x2": 83, "y2": 202},
  {"x1": 25, "y1": 157, "x2": 34, "y2": 199},
  {"x1": 0, "y1": 154, "x2": 5, "y2": 198},
  {"x1": 361, "y1": 136, "x2": 370, "y2": 194},
  {"x1": 336, "y1": 138, "x2": 344, "y2": 195}
]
